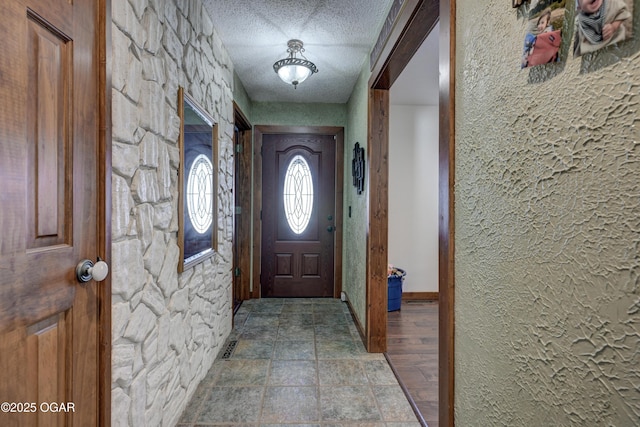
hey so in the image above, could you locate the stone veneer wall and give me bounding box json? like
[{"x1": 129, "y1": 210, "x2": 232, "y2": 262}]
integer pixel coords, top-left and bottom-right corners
[
  {"x1": 455, "y1": 1, "x2": 640, "y2": 424},
  {"x1": 111, "y1": 0, "x2": 234, "y2": 425}
]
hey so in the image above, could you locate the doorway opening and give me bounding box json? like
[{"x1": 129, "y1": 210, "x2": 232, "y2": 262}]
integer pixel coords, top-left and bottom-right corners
[
  {"x1": 386, "y1": 20, "x2": 440, "y2": 427},
  {"x1": 365, "y1": 0, "x2": 454, "y2": 426}
]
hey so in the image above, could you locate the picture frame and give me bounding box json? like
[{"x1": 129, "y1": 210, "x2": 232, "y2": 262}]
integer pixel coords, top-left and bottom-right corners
[{"x1": 177, "y1": 87, "x2": 219, "y2": 272}]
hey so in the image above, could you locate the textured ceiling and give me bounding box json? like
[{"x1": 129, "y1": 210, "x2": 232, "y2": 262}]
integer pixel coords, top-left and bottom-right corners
[{"x1": 203, "y1": 0, "x2": 395, "y2": 104}]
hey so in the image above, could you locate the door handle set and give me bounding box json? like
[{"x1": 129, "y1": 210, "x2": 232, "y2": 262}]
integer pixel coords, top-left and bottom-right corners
[
  {"x1": 76, "y1": 257, "x2": 109, "y2": 283},
  {"x1": 327, "y1": 214, "x2": 335, "y2": 232}
]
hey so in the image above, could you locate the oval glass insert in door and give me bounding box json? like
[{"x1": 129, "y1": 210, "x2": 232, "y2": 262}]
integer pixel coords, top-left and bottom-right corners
[{"x1": 283, "y1": 154, "x2": 314, "y2": 234}]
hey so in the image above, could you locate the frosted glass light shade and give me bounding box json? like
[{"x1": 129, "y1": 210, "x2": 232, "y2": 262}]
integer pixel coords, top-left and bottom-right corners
[{"x1": 277, "y1": 64, "x2": 313, "y2": 86}]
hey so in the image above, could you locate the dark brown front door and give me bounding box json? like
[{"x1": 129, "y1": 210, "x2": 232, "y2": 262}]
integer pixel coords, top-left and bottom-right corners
[
  {"x1": 261, "y1": 134, "x2": 336, "y2": 297},
  {"x1": 0, "y1": 0, "x2": 101, "y2": 425}
]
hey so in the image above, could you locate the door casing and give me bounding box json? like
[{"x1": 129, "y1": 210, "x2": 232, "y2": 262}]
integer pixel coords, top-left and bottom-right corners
[
  {"x1": 365, "y1": 0, "x2": 454, "y2": 425},
  {"x1": 253, "y1": 126, "x2": 344, "y2": 299},
  {"x1": 232, "y1": 102, "x2": 252, "y2": 308},
  {"x1": 99, "y1": 0, "x2": 113, "y2": 424}
]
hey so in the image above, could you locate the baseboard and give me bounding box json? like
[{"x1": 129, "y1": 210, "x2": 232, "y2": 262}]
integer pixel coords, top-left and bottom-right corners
[
  {"x1": 402, "y1": 292, "x2": 439, "y2": 301},
  {"x1": 342, "y1": 291, "x2": 366, "y2": 344}
]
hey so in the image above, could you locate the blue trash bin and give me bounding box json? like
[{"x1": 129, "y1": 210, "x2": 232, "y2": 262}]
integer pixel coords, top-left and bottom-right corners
[{"x1": 387, "y1": 268, "x2": 405, "y2": 312}]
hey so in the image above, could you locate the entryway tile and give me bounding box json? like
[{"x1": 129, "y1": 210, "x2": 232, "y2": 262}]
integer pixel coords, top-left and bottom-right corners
[
  {"x1": 215, "y1": 359, "x2": 270, "y2": 386},
  {"x1": 261, "y1": 386, "x2": 319, "y2": 423},
  {"x1": 268, "y1": 360, "x2": 317, "y2": 386},
  {"x1": 373, "y1": 385, "x2": 418, "y2": 421},
  {"x1": 197, "y1": 386, "x2": 263, "y2": 423},
  {"x1": 315, "y1": 339, "x2": 362, "y2": 359},
  {"x1": 232, "y1": 339, "x2": 275, "y2": 359},
  {"x1": 273, "y1": 340, "x2": 315, "y2": 360},
  {"x1": 178, "y1": 299, "x2": 420, "y2": 425},
  {"x1": 318, "y1": 360, "x2": 368, "y2": 385},
  {"x1": 319, "y1": 385, "x2": 381, "y2": 422}
]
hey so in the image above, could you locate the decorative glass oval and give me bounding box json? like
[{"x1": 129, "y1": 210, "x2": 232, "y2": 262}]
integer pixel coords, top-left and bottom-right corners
[
  {"x1": 283, "y1": 155, "x2": 313, "y2": 234},
  {"x1": 187, "y1": 154, "x2": 214, "y2": 234}
]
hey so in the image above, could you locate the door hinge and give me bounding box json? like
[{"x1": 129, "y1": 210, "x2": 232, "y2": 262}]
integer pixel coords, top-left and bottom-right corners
[
  {"x1": 235, "y1": 206, "x2": 242, "y2": 215},
  {"x1": 260, "y1": 210, "x2": 262, "y2": 220},
  {"x1": 234, "y1": 267, "x2": 241, "y2": 277},
  {"x1": 235, "y1": 144, "x2": 243, "y2": 153}
]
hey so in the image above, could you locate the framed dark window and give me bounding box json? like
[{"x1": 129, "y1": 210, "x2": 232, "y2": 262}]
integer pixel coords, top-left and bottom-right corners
[{"x1": 178, "y1": 87, "x2": 218, "y2": 272}]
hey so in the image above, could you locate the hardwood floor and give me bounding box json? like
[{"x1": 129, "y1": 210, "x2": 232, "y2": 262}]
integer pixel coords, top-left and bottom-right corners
[{"x1": 386, "y1": 300, "x2": 438, "y2": 427}]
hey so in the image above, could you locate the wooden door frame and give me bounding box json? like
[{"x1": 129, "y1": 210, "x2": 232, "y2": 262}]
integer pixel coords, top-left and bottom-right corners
[
  {"x1": 365, "y1": 0, "x2": 454, "y2": 425},
  {"x1": 252, "y1": 126, "x2": 344, "y2": 299},
  {"x1": 99, "y1": 0, "x2": 112, "y2": 424},
  {"x1": 232, "y1": 102, "x2": 252, "y2": 306}
]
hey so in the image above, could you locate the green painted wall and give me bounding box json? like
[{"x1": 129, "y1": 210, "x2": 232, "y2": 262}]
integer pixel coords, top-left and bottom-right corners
[
  {"x1": 252, "y1": 102, "x2": 347, "y2": 127},
  {"x1": 233, "y1": 72, "x2": 252, "y2": 121},
  {"x1": 456, "y1": 1, "x2": 640, "y2": 424},
  {"x1": 344, "y1": 61, "x2": 371, "y2": 327}
]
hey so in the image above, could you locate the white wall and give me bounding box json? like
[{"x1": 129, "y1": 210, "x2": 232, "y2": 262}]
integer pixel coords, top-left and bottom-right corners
[{"x1": 388, "y1": 105, "x2": 439, "y2": 293}]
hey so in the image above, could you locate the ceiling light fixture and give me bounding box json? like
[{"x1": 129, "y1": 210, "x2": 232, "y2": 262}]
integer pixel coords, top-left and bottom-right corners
[{"x1": 273, "y1": 39, "x2": 318, "y2": 89}]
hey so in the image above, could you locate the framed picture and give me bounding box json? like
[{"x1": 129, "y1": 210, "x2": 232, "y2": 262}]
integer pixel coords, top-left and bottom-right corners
[
  {"x1": 178, "y1": 87, "x2": 218, "y2": 272},
  {"x1": 574, "y1": 0, "x2": 633, "y2": 56},
  {"x1": 520, "y1": 0, "x2": 567, "y2": 69}
]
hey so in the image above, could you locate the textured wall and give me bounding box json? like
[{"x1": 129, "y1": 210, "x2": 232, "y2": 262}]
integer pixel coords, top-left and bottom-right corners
[
  {"x1": 456, "y1": 1, "x2": 640, "y2": 425},
  {"x1": 344, "y1": 62, "x2": 371, "y2": 327},
  {"x1": 111, "y1": 0, "x2": 234, "y2": 425},
  {"x1": 251, "y1": 102, "x2": 347, "y2": 127}
]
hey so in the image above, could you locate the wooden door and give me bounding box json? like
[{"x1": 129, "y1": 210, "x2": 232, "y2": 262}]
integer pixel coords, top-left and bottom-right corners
[
  {"x1": 0, "y1": 0, "x2": 101, "y2": 425},
  {"x1": 261, "y1": 134, "x2": 336, "y2": 297}
]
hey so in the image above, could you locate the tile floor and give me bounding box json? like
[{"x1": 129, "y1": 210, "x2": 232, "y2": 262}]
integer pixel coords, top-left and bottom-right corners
[{"x1": 177, "y1": 298, "x2": 421, "y2": 426}]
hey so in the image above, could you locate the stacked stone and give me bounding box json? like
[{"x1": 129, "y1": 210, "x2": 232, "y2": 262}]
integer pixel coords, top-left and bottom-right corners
[{"x1": 111, "y1": 0, "x2": 235, "y2": 425}]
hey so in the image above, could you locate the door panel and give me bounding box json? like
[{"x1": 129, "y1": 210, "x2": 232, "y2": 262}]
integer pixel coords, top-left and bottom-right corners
[
  {"x1": 0, "y1": 0, "x2": 100, "y2": 425},
  {"x1": 261, "y1": 134, "x2": 336, "y2": 297},
  {"x1": 27, "y1": 15, "x2": 71, "y2": 250}
]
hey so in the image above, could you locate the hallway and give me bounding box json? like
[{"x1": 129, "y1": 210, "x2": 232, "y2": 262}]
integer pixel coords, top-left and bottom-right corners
[{"x1": 177, "y1": 298, "x2": 420, "y2": 425}]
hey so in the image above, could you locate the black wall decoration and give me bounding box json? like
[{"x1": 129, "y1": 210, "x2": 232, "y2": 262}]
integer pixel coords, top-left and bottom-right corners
[{"x1": 352, "y1": 142, "x2": 365, "y2": 195}]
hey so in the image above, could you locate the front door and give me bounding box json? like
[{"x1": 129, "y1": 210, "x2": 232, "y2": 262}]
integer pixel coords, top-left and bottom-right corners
[
  {"x1": 0, "y1": 0, "x2": 101, "y2": 425},
  {"x1": 261, "y1": 133, "x2": 336, "y2": 297}
]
